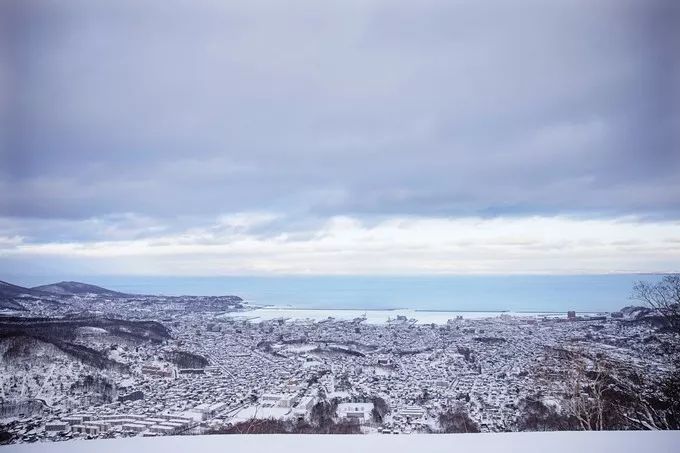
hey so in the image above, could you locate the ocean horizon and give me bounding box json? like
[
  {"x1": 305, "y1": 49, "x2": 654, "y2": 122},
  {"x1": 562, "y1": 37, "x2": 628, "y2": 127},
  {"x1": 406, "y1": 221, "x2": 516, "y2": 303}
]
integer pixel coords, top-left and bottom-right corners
[{"x1": 10, "y1": 274, "x2": 666, "y2": 313}]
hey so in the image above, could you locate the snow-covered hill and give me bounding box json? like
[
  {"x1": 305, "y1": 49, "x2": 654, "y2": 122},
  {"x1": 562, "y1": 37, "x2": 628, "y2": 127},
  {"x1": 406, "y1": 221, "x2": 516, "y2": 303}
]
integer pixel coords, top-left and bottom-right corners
[
  {"x1": 0, "y1": 281, "x2": 52, "y2": 299},
  {"x1": 31, "y1": 281, "x2": 131, "y2": 298}
]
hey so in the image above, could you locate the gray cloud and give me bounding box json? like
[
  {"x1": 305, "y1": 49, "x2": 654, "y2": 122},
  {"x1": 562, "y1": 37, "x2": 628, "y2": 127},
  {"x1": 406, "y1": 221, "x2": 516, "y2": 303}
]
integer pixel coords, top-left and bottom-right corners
[{"x1": 1, "y1": 0, "x2": 679, "y2": 242}]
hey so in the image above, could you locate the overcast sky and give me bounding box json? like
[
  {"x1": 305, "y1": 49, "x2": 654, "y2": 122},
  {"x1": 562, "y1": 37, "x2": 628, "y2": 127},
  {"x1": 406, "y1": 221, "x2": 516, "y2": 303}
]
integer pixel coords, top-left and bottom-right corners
[{"x1": 1, "y1": 0, "x2": 679, "y2": 277}]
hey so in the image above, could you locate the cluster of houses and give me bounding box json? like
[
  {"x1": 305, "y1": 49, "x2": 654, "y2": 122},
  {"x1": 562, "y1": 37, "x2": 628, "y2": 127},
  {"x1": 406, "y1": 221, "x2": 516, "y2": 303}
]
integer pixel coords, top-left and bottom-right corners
[
  {"x1": 44, "y1": 412, "x2": 196, "y2": 437},
  {"x1": 4, "y1": 295, "x2": 674, "y2": 442}
]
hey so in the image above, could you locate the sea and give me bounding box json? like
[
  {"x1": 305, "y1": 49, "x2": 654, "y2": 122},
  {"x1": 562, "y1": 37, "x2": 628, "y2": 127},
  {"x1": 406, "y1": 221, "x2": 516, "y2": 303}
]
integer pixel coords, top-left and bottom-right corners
[{"x1": 14, "y1": 274, "x2": 664, "y2": 313}]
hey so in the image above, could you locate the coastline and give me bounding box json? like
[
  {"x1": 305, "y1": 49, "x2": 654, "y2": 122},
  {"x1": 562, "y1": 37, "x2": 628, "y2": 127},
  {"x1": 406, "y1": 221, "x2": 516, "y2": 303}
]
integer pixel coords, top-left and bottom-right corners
[{"x1": 223, "y1": 306, "x2": 605, "y2": 324}]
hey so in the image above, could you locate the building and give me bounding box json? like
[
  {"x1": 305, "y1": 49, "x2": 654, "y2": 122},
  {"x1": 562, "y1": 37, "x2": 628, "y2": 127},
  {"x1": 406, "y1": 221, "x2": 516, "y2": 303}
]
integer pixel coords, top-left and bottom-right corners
[
  {"x1": 62, "y1": 416, "x2": 84, "y2": 425},
  {"x1": 260, "y1": 393, "x2": 295, "y2": 408},
  {"x1": 71, "y1": 425, "x2": 100, "y2": 435},
  {"x1": 337, "y1": 402, "x2": 374, "y2": 422},
  {"x1": 45, "y1": 422, "x2": 69, "y2": 432},
  {"x1": 122, "y1": 423, "x2": 148, "y2": 433},
  {"x1": 296, "y1": 396, "x2": 316, "y2": 411},
  {"x1": 178, "y1": 368, "x2": 205, "y2": 375},
  {"x1": 398, "y1": 406, "x2": 426, "y2": 421},
  {"x1": 293, "y1": 396, "x2": 316, "y2": 418},
  {"x1": 149, "y1": 425, "x2": 176, "y2": 435},
  {"x1": 141, "y1": 363, "x2": 174, "y2": 378},
  {"x1": 191, "y1": 402, "x2": 226, "y2": 420}
]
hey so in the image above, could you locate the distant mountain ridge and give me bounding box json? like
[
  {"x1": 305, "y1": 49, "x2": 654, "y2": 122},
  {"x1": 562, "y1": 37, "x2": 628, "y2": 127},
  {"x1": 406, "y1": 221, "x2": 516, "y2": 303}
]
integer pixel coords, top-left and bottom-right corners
[
  {"x1": 0, "y1": 280, "x2": 55, "y2": 298},
  {"x1": 2, "y1": 279, "x2": 243, "y2": 301},
  {"x1": 31, "y1": 281, "x2": 132, "y2": 297},
  {"x1": 0, "y1": 280, "x2": 57, "y2": 311}
]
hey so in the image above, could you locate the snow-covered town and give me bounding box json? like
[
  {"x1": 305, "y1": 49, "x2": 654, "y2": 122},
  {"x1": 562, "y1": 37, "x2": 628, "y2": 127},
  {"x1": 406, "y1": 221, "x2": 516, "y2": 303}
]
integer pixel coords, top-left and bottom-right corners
[
  {"x1": 5, "y1": 0, "x2": 680, "y2": 450},
  {"x1": 1, "y1": 280, "x2": 677, "y2": 445}
]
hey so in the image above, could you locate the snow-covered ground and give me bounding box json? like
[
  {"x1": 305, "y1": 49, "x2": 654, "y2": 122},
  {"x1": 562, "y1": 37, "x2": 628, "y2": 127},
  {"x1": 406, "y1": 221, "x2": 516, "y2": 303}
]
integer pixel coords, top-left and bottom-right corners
[{"x1": 3, "y1": 431, "x2": 679, "y2": 453}]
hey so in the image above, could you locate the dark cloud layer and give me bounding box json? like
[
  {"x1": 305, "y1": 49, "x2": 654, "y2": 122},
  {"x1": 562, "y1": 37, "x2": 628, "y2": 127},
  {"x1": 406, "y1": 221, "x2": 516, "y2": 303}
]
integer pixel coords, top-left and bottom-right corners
[{"x1": 1, "y1": 0, "x2": 679, "y2": 231}]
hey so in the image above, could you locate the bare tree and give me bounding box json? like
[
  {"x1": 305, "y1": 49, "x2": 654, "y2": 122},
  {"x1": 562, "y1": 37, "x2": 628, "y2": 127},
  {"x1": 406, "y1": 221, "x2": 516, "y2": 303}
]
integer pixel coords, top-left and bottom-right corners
[
  {"x1": 562, "y1": 356, "x2": 608, "y2": 430},
  {"x1": 610, "y1": 368, "x2": 680, "y2": 430},
  {"x1": 438, "y1": 404, "x2": 480, "y2": 433},
  {"x1": 631, "y1": 275, "x2": 680, "y2": 334},
  {"x1": 627, "y1": 276, "x2": 680, "y2": 429},
  {"x1": 514, "y1": 394, "x2": 577, "y2": 431}
]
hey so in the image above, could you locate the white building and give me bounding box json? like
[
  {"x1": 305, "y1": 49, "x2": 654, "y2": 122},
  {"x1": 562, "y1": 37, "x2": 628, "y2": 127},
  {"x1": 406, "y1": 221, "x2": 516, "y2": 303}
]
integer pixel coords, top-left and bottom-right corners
[
  {"x1": 260, "y1": 393, "x2": 296, "y2": 408},
  {"x1": 398, "y1": 406, "x2": 425, "y2": 420},
  {"x1": 71, "y1": 425, "x2": 100, "y2": 435},
  {"x1": 45, "y1": 422, "x2": 69, "y2": 432},
  {"x1": 337, "y1": 402, "x2": 374, "y2": 422}
]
